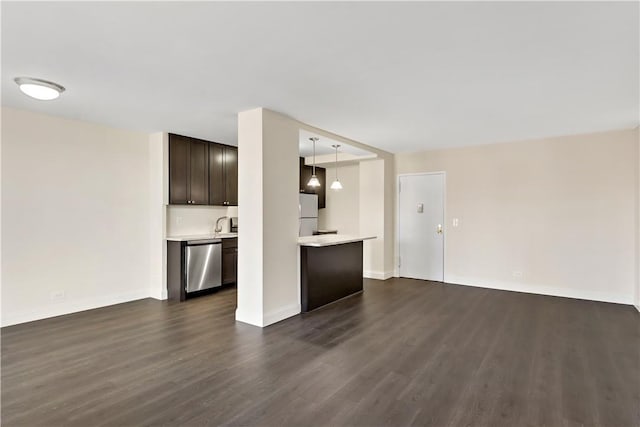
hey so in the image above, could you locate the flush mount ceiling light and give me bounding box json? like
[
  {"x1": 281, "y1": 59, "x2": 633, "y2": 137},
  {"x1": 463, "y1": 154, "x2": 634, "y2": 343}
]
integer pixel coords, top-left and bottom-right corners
[
  {"x1": 307, "y1": 137, "x2": 321, "y2": 188},
  {"x1": 330, "y1": 144, "x2": 343, "y2": 190},
  {"x1": 14, "y1": 77, "x2": 65, "y2": 100}
]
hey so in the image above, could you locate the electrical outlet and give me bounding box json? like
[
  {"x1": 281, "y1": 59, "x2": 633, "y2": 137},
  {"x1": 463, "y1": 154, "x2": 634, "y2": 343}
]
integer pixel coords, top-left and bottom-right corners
[
  {"x1": 50, "y1": 290, "x2": 66, "y2": 301},
  {"x1": 452, "y1": 218, "x2": 459, "y2": 227},
  {"x1": 512, "y1": 271, "x2": 523, "y2": 279}
]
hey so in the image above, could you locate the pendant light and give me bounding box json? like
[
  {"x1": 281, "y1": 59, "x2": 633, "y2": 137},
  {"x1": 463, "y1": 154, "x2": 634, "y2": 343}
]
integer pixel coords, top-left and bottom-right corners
[
  {"x1": 307, "y1": 137, "x2": 321, "y2": 187},
  {"x1": 330, "y1": 144, "x2": 343, "y2": 190}
]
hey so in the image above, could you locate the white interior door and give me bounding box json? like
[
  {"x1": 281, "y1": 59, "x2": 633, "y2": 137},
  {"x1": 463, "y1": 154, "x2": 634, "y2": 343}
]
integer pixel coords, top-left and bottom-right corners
[{"x1": 398, "y1": 173, "x2": 445, "y2": 281}]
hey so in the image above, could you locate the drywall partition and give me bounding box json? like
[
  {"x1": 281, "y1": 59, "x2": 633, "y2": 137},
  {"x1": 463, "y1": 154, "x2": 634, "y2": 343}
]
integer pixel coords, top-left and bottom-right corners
[
  {"x1": 149, "y1": 132, "x2": 168, "y2": 300},
  {"x1": 236, "y1": 108, "x2": 265, "y2": 326},
  {"x1": 636, "y1": 126, "x2": 640, "y2": 312},
  {"x1": 318, "y1": 164, "x2": 360, "y2": 235},
  {"x1": 360, "y1": 160, "x2": 389, "y2": 279},
  {"x1": 236, "y1": 108, "x2": 300, "y2": 327},
  {"x1": 1, "y1": 108, "x2": 153, "y2": 326},
  {"x1": 261, "y1": 110, "x2": 303, "y2": 324},
  {"x1": 395, "y1": 128, "x2": 637, "y2": 304}
]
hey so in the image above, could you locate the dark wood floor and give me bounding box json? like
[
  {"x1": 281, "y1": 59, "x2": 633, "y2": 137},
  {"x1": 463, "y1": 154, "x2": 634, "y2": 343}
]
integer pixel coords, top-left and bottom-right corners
[{"x1": 2, "y1": 278, "x2": 639, "y2": 426}]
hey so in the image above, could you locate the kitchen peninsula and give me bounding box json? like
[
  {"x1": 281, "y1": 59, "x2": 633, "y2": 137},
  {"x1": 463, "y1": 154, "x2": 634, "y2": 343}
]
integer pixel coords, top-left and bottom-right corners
[{"x1": 298, "y1": 235, "x2": 376, "y2": 312}]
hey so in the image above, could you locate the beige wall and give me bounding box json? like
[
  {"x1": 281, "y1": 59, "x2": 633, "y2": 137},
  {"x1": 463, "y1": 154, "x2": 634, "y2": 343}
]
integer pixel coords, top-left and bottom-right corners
[
  {"x1": 318, "y1": 164, "x2": 360, "y2": 235},
  {"x1": 636, "y1": 127, "x2": 640, "y2": 310},
  {"x1": 1, "y1": 108, "x2": 153, "y2": 325},
  {"x1": 396, "y1": 129, "x2": 637, "y2": 304},
  {"x1": 360, "y1": 159, "x2": 388, "y2": 278}
]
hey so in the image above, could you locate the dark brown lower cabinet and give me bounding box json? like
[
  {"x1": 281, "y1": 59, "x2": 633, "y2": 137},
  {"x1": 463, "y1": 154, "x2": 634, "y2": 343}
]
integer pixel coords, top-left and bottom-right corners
[
  {"x1": 300, "y1": 241, "x2": 363, "y2": 312},
  {"x1": 222, "y1": 238, "x2": 238, "y2": 285}
]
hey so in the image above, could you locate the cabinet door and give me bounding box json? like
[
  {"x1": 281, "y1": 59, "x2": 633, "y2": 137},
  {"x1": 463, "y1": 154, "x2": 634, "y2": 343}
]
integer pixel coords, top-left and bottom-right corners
[
  {"x1": 224, "y1": 146, "x2": 238, "y2": 206},
  {"x1": 169, "y1": 135, "x2": 190, "y2": 204},
  {"x1": 316, "y1": 167, "x2": 326, "y2": 209},
  {"x1": 208, "y1": 143, "x2": 225, "y2": 206},
  {"x1": 222, "y1": 248, "x2": 237, "y2": 284},
  {"x1": 189, "y1": 139, "x2": 209, "y2": 205},
  {"x1": 300, "y1": 157, "x2": 311, "y2": 193}
]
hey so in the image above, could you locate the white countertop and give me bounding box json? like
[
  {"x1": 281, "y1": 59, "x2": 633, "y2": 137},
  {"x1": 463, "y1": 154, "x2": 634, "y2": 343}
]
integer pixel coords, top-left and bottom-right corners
[
  {"x1": 298, "y1": 234, "x2": 376, "y2": 247},
  {"x1": 166, "y1": 233, "x2": 237, "y2": 242}
]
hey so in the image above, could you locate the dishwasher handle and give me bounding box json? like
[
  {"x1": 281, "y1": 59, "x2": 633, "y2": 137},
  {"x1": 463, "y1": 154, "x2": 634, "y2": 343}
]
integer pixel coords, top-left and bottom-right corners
[{"x1": 186, "y1": 239, "x2": 222, "y2": 245}]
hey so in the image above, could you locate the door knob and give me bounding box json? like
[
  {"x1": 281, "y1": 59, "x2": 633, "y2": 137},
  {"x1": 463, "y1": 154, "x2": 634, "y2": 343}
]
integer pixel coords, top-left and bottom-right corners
[{"x1": 437, "y1": 224, "x2": 443, "y2": 234}]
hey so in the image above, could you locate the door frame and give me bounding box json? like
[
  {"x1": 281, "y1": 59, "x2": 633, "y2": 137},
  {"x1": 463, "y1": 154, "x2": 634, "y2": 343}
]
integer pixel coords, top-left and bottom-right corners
[{"x1": 395, "y1": 171, "x2": 447, "y2": 281}]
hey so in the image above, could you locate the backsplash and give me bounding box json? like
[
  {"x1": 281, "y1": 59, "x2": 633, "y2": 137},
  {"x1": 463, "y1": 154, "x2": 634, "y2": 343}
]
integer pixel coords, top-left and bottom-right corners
[{"x1": 166, "y1": 205, "x2": 238, "y2": 236}]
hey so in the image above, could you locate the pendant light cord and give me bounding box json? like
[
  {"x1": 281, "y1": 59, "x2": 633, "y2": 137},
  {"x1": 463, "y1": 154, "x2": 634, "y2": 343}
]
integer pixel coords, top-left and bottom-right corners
[
  {"x1": 312, "y1": 139, "x2": 316, "y2": 175},
  {"x1": 335, "y1": 145, "x2": 339, "y2": 180}
]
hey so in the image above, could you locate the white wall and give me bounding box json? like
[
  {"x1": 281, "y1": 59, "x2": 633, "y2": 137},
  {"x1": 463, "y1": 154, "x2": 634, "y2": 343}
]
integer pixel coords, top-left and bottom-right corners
[
  {"x1": 635, "y1": 126, "x2": 640, "y2": 311},
  {"x1": 318, "y1": 164, "x2": 360, "y2": 235},
  {"x1": 236, "y1": 108, "x2": 300, "y2": 327},
  {"x1": 166, "y1": 205, "x2": 238, "y2": 236},
  {"x1": 396, "y1": 129, "x2": 637, "y2": 304},
  {"x1": 1, "y1": 108, "x2": 153, "y2": 325}
]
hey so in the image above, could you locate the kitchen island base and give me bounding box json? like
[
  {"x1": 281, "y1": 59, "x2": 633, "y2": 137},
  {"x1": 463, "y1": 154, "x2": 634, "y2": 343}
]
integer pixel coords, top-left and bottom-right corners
[{"x1": 300, "y1": 241, "x2": 364, "y2": 312}]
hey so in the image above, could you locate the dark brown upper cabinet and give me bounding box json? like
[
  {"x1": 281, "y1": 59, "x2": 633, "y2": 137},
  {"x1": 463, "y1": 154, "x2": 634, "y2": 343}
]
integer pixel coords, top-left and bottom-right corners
[
  {"x1": 299, "y1": 157, "x2": 326, "y2": 209},
  {"x1": 169, "y1": 134, "x2": 209, "y2": 205},
  {"x1": 208, "y1": 143, "x2": 225, "y2": 205},
  {"x1": 169, "y1": 133, "x2": 238, "y2": 206},
  {"x1": 209, "y1": 143, "x2": 237, "y2": 206},
  {"x1": 223, "y1": 146, "x2": 238, "y2": 206}
]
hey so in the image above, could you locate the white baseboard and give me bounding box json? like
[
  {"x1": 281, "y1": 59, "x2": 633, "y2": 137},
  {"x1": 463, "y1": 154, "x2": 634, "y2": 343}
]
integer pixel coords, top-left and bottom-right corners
[
  {"x1": 235, "y1": 303, "x2": 301, "y2": 328},
  {"x1": 1, "y1": 289, "x2": 151, "y2": 327},
  {"x1": 149, "y1": 287, "x2": 167, "y2": 300},
  {"x1": 445, "y1": 276, "x2": 633, "y2": 305},
  {"x1": 235, "y1": 308, "x2": 264, "y2": 328},
  {"x1": 364, "y1": 270, "x2": 394, "y2": 280},
  {"x1": 263, "y1": 303, "x2": 301, "y2": 326}
]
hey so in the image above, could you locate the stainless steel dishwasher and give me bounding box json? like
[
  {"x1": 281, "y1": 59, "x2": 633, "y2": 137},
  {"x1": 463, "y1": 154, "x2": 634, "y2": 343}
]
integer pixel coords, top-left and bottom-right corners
[{"x1": 185, "y1": 239, "x2": 222, "y2": 293}]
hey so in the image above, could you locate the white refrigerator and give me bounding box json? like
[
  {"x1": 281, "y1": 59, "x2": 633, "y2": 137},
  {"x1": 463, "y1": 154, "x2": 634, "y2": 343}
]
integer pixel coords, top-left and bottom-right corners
[{"x1": 299, "y1": 193, "x2": 318, "y2": 236}]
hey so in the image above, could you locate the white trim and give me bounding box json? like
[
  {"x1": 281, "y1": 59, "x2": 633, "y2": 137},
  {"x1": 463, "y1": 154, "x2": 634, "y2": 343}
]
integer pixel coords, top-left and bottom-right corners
[
  {"x1": 364, "y1": 270, "x2": 394, "y2": 280},
  {"x1": 447, "y1": 276, "x2": 633, "y2": 305},
  {"x1": 263, "y1": 303, "x2": 301, "y2": 327},
  {"x1": 635, "y1": 305, "x2": 640, "y2": 313},
  {"x1": 1, "y1": 289, "x2": 150, "y2": 327},
  {"x1": 149, "y1": 287, "x2": 168, "y2": 300},
  {"x1": 396, "y1": 171, "x2": 447, "y2": 282},
  {"x1": 235, "y1": 308, "x2": 264, "y2": 328}
]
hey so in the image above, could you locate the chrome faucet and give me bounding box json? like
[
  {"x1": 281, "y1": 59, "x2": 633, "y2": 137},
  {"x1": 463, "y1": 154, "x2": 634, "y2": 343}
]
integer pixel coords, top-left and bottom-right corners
[{"x1": 214, "y1": 216, "x2": 228, "y2": 234}]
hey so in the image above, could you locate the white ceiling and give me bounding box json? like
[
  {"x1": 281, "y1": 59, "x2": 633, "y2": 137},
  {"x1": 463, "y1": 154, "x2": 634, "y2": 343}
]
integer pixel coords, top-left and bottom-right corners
[
  {"x1": 2, "y1": 2, "x2": 638, "y2": 153},
  {"x1": 299, "y1": 130, "x2": 374, "y2": 158}
]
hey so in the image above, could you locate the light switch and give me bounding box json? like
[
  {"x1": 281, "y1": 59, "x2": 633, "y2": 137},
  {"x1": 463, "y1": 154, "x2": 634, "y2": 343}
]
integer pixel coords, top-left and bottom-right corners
[
  {"x1": 452, "y1": 218, "x2": 459, "y2": 227},
  {"x1": 417, "y1": 203, "x2": 424, "y2": 213}
]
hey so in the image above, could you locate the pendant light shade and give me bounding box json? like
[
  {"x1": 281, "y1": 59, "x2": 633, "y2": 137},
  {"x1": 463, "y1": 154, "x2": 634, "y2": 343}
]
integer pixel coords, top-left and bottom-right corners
[
  {"x1": 308, "y1": 175, "x2": 321, "y2": 187},
  {"x1": 330, "y1": 144, "x2": 343, "y2": 190},
  {"x1": 307, "y1": 137, "x2": 321, "y2": 188}
]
